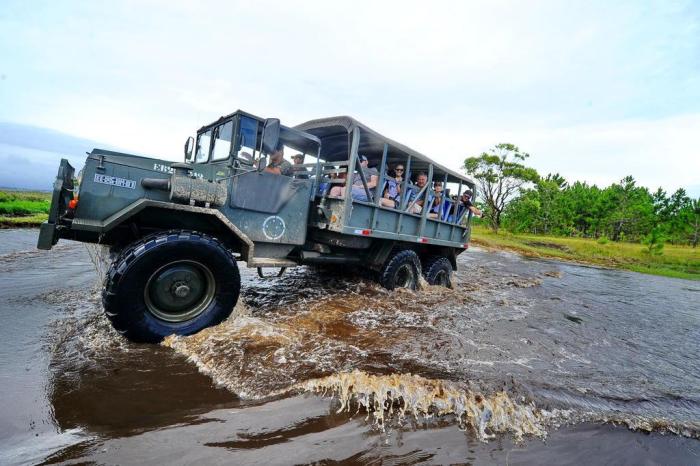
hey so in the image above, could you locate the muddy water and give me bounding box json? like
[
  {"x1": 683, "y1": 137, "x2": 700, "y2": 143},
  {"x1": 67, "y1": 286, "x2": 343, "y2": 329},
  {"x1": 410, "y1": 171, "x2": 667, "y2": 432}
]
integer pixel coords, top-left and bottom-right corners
[{"x1": 0, "y1": 229, "x2": 698, "y2": 465}]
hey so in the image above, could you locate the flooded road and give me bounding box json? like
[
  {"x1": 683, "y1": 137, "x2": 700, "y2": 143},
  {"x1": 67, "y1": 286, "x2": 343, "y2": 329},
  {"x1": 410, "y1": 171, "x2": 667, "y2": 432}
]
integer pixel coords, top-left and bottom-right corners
[{"x1": 0, "y1": 228, "x2": 698, "y2": 465}]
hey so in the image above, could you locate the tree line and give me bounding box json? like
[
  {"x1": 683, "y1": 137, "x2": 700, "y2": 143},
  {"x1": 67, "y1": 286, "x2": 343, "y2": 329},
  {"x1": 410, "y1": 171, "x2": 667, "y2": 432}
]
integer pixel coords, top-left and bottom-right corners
[{"x1": 464, "y1": 144, "x2": 700, "y2": 247}]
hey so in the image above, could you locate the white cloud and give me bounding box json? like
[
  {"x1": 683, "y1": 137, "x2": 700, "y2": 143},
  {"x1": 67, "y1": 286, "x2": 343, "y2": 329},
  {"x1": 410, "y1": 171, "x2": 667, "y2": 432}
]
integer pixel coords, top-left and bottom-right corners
[
  {"x1": 386, "y1": 113, "x2": 700, "y2": 195},
  {"x1": 0, "y1": 0, "x2": 698, "y2": 195}
]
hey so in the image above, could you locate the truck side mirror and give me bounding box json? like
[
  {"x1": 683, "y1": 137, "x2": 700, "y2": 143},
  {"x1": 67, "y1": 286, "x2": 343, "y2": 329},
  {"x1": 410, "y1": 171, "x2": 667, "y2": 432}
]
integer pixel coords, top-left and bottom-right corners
[
  {"x1": 261, "y1": 118, "x2": 280, "y2": 155},
  {"x1": 184, "y1": 136, "x2": 194, "y2": 162}
]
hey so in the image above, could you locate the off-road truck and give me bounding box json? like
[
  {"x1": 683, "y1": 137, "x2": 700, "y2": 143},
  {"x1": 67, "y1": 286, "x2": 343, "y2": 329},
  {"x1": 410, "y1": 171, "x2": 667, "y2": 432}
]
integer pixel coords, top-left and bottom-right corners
[{"x1": 38, "y1": 110, "x2": 476, "y2": 342}]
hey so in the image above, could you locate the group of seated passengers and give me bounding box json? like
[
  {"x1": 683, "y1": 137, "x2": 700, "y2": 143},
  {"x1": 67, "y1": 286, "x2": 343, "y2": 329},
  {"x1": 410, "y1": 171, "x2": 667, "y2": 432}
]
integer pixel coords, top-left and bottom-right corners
[
  {"x1": 432, "y1": 186, "x2": 484, "y2": 220},
  {"x1": 328, "y1": 157, "x2": 401, "y2": 204},
  {"x1": 381, "y1": 167, "x2": 444, "y2": 217},
  {"x1": 328, "y1": 155, "x2": 378, "y2": 201},
  {"x1": 327, "y1": 157, "x2": 483, "y2": 220}
]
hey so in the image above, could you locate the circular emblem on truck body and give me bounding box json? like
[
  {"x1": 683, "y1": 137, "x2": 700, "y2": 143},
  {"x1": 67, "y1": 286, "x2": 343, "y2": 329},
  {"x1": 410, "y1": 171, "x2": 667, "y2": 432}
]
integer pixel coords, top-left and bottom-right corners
[{"x1": 262, "y1": 215, "x2": 286, "y2": 240}]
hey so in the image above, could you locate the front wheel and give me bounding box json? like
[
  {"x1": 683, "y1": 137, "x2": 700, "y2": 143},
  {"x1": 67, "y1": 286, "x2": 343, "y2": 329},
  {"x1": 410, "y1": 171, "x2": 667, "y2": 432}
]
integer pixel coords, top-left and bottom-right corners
[
  {"x1": 378, "y1": 249, "x2": 421, "y2": 290},
  {"x1": 103, "y1": 231, "x2": 240, "y2": 343}
]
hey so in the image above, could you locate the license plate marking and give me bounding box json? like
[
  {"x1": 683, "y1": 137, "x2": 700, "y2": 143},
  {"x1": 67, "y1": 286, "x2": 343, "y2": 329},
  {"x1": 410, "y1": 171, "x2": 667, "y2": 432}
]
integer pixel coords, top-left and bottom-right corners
[{"x1": 94, "y1": 174, "x2": 136, "y2": 189}]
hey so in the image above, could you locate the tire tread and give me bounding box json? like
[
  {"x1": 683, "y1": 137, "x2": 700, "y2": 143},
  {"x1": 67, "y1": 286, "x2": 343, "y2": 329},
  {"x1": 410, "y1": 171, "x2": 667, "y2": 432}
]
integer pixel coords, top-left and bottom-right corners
[
  {"x1": 379, "y1": 249, "x2": 422, "y2": 290},
  {"x1": 422, "y1": 255, "x2": 453, "y2": 287},
  {"x1": 102, "y1": 230, "x2": 239, "y2": 342}
]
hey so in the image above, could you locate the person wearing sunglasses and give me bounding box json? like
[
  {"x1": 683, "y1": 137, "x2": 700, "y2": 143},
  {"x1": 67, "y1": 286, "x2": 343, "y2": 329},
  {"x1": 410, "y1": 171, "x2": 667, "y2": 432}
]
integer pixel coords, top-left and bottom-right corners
[
  {"x1": 380, "y1": 164, "x2": 405, "y2": 208},
  {"x1": 452, "y1": 189, "x2": 483, "y2": 221}
]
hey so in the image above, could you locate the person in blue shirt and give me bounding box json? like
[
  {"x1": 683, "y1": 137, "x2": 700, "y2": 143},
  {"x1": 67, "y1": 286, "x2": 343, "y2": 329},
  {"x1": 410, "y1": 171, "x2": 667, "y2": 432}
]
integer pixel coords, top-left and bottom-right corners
[
  {"x1": 380, "y1": 163, "x2": 404, "y2": 208},
  {"x1": 429, "y1": 182, "x2": 445, "y2": 218}
]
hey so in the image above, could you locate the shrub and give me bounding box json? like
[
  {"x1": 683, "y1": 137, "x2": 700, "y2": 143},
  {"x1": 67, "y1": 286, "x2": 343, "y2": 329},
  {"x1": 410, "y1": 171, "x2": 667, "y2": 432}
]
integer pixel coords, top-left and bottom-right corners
[{"x1": 642, "y1": 227, "x2": 665, "y2": 256}]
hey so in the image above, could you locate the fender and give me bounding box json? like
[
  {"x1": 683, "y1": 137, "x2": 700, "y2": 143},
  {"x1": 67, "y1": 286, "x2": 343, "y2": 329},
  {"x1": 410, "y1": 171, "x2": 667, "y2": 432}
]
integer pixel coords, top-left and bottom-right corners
[{"x1": 70, "y1": 199, "x2": 255, "y2": 263}]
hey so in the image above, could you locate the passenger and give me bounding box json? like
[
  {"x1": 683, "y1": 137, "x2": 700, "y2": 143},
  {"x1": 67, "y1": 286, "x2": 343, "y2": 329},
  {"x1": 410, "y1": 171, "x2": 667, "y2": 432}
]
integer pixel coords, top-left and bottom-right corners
[
  {"x1": 455, "y1": 190, "x2": 483, "y2": 220},
  {"x1": 264, "y1": 144, "x2": 293, "y2": 176},
  {"x1": 318, "y1": 167, "x2": 332, "y2": 195},
  {"x1": 329, "y1": 155, "x2": 378, "y2": 201},
  {"x1": 328, "y1": 170, "x2": 347, "y2": 197},
  {"x1": 292, "y1": 153, "x2": 310, "y2": 179},
  {"x1": 380, "y1": 163, "x2": 404, "y2": 208},
  {"x1": 428, "y1": 182, "x2": 444, "y2": 219},
  {"x1": 407, "y1": 172, "x2": 429, "y2": 214},
  {"x1": 317, "y1": 180, "x2": 330, "y2": 196}
]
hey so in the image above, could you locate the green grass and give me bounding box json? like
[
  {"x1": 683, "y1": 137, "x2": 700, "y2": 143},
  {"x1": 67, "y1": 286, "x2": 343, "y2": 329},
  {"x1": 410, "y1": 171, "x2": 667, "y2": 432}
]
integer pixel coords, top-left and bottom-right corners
[
  {"x1": 0, "y1": 190, "x2": 51, "y2": 228},
  {"x1": 470, "y1": 225, "x2": 700, "y2": 280}
]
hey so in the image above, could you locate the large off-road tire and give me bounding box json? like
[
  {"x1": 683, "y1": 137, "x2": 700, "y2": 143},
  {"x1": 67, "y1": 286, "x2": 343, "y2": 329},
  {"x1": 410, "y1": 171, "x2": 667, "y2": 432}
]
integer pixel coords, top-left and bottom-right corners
[
  {"x1": 422, "y1": 256, "x2": 453, "y2": 287},
  {"x1": 378, "y1": 249, "x2": 421, "y2": 290},
  {"x1": 103, "y1": 230, "x2": 240, "y2": 343}
]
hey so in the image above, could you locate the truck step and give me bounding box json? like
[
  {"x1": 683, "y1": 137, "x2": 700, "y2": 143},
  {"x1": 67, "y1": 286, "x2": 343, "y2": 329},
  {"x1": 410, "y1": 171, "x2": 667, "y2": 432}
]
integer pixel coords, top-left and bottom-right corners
[{"x1": 71, "y1": 217, "x2": 104, "y2": 231}]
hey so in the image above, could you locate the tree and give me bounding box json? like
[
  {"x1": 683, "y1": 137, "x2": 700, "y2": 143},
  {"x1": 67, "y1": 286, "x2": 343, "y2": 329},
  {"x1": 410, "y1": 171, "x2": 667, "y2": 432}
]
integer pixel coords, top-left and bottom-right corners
[
  {"x1": 601, "y1": 176, "x2": 654, "y2": 242},
  {"x1": 690, "y1": 197, "x2": 700, "y2": 248},
  {"x1": 642, "y1": 226, "x2": 665, "y2": 255},
  {"x1": 502, "y1": 188, "x2": 540, "y2": 233},
  {"x1": 463, "y1": 143, "x2": 539, "y2": 231},
  {"x1": 534, "y1": 174, "x2": 569, "y2": 235},
  {"x1": 562, "y1": 181, "x2": 604, "y2": 237},
  {"x1": 666, "y1": 189, "x2": 692, "y2": 244}
]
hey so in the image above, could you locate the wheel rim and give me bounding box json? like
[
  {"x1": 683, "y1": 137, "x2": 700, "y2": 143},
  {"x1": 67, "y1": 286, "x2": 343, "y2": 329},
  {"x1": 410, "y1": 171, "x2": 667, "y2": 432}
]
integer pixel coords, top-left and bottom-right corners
[
  {"x1": 395, "y1": 263, "x2": 416, "y2": 288},
  {"x1": 144, "y1": 260, "x2": 216, "y2": 323},
  {"x1": 433, "y1": 269, "x2": 450, "y2": 286}
]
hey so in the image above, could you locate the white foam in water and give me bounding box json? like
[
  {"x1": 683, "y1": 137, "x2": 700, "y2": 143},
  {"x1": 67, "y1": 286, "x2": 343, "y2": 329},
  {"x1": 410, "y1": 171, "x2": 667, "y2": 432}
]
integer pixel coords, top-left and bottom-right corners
[{"x1": 296, "y1": 369, "x2": 549, "y2": 442}]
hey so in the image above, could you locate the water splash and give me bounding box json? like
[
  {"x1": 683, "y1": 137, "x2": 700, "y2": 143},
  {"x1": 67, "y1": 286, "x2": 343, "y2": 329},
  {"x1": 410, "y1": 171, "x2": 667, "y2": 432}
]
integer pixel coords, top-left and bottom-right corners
[
  {"x1": 296, "y1": 370, "x2": 548, "y2": 442},
  {"x1": 84, "y1": 243, "x2": 110, "y2": 287}
]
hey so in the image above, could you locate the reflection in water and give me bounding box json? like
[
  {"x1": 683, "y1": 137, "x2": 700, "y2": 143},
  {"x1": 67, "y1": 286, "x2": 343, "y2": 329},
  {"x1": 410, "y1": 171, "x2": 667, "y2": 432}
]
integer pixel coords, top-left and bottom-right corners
[{"x1": 46, "y1": 289, "x2": 239, "y2": 437}]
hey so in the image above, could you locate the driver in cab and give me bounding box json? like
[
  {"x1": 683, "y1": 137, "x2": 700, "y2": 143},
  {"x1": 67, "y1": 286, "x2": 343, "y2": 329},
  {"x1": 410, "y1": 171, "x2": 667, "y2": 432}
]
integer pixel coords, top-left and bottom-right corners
[{"x1": 264, "y1": 143, "x2": 293, "y2": 176}]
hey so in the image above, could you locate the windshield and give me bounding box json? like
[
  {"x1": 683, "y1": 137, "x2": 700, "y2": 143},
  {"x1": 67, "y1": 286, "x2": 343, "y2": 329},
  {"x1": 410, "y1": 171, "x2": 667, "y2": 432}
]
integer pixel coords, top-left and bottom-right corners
[
  {"x1": 211, "y1": 121, "x2": 233, "y2": 161},
  {"x1": 195, "y1": 129, "x2": 212, "y2": 163},
  {"x1": 235, "y1": 116, "x2": 259, "y2": 165}
]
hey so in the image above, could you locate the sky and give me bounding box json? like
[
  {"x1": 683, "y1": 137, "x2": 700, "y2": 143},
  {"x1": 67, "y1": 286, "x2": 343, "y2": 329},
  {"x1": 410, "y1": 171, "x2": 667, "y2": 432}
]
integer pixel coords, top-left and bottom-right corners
[{"x1": 1, "y1": 0, "x2": 699, "y2": 195}]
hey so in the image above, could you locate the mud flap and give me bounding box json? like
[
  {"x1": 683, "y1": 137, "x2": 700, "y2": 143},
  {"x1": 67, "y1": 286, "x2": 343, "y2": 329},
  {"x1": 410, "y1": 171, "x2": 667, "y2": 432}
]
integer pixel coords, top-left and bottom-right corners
[
  {"x1": 37, "y1": 222, "x2": 57, "y2": 250},
  {"x1": 37, "y1": 159, "x2": 75, "y2": 250}
]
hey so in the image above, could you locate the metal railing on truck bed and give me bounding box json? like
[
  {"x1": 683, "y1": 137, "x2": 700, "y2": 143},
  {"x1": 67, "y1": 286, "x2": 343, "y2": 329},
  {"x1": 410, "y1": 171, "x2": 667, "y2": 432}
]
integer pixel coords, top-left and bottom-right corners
[{"x1": 297, "y1": 117, "x2": 476, "y2": 249}]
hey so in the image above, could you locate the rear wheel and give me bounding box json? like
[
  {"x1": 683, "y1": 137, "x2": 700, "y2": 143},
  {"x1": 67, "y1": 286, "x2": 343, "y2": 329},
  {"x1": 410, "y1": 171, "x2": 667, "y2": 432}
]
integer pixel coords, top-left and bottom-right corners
[
  {"x1": 423, "y1": 256, "x2": 453, "y2": 287},
  {"x1": 103, "y1": 230, "x2": 240, "y2": 343},
  {"x1": 379, "y1": 249, "x2": 421, "y2": 290}
]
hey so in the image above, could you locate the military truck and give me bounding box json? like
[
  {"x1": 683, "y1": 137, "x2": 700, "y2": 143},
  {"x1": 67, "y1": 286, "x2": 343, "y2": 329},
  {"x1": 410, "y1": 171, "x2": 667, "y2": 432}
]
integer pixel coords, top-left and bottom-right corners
[{"x1": 38, "y1": 110, "x2": 477, "y2": 342}]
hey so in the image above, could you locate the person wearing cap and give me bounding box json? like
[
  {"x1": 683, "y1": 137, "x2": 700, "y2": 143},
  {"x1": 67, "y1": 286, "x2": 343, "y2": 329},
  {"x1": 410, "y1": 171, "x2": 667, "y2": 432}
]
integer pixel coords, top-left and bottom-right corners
[
  {"x1": 292, "y1": 153, "x2": 310, "y2": 179},
  {"x1": 329, "y1": 154, "x2": 378, "y2": 200},
  {"x1": 264, "y1": 143, "x2": 293, "y2": 176},
  {"x1": 457, "y1": 190, "x2": 483, "y2": 219}
]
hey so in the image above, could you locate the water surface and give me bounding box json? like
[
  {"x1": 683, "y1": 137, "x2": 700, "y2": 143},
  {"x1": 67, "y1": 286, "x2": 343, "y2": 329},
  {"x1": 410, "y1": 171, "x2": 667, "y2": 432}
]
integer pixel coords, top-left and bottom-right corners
[{"x1": 0, "y1": 229, "x2": 698, "y2": 465}]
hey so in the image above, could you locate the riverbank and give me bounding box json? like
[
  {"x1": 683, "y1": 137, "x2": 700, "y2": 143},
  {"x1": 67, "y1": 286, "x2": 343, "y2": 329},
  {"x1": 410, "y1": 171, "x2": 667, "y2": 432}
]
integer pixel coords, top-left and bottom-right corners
[
  {"x1": 2, "y1": 190, "x2": 698, "y2": 281},
  {"x1": 0, "y1": 190, "x2": 49, "y2": 228},
  {"x1": 470, "y1": 226, "x2": 700, "y2": 280}
]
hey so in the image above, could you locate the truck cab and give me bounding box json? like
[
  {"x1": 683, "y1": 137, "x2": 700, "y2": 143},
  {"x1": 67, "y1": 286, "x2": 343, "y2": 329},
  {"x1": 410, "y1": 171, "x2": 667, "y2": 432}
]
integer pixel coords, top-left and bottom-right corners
[{"x1": 39, "y1": 110, "x2": 322, "y2": 267}]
